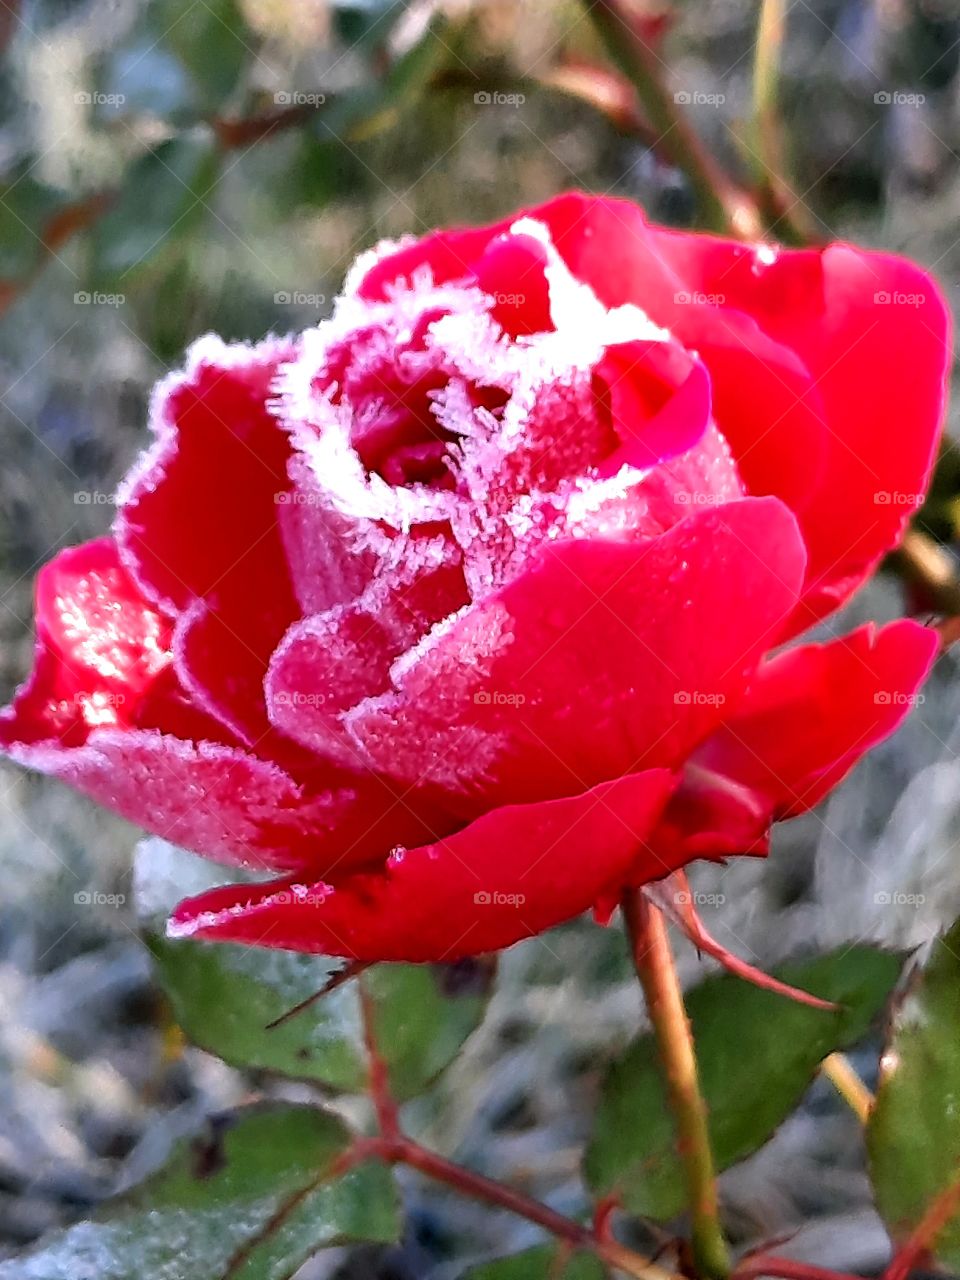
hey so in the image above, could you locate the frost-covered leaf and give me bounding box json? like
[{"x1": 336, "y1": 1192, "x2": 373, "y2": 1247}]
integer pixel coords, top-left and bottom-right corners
[
  {"x1": 138, "y1": 840, "x2": 494, "y2": 1098},
  {"x1": 585, "y1": 947, "x2": 902, "y2": 1218},
  {"x1": 0, "y1": 1104, "x2": 398, "y2": 1280},
  {"x1": 869, "y1": 919, "x2": 960, "y2": 1265}
]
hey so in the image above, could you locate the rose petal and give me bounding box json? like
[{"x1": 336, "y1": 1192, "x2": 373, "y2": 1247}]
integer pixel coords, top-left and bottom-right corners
[
  {"x1": 2, "y1": 537, "x2": 175, "y2": 745},
  {"x1": 115, "y1": 335, "x2": 302, "y2": 739},
  {"x1": 347, "y1": 497, "x2": 806, "y2": 811},
  {"x1": 613, "y1": 219, "x2": 950, "y2": 625},
  {"x1": 651, "y1": 619, "x2": 939, "y2": 861},
  {"x1": 3, "y1": 725, "x2": 455, "y2": 874},
  {"x1": 167, "y1": 767, "x2": 676, "y2": 961}
]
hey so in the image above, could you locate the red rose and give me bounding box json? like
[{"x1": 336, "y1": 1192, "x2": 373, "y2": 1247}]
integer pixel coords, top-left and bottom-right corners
[{"x1": 2, "y1": 194, "x2": 947, "y2": 961}]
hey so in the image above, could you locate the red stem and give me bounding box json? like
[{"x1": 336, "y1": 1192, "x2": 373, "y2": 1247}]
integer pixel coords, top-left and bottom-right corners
[
  {"x1": 359, "y1": 977, "x2": 401, "y2": 1142},
  {"x1": 733, "y1": 1258, "x2": 864, "y2": 1280}
]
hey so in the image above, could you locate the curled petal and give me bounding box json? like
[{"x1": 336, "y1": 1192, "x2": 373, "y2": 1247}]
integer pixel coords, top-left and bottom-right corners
[{"x1": 651, "y1": 619, "x2": 939, "y2": 862}]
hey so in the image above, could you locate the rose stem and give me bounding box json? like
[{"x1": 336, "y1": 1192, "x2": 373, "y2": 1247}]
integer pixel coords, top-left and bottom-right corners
[
  {"x1": 881, "y1": 1170, "x2": 960, "y2": 1280},
  {"x1": 358, "y1": 976, "x2": 402, "y2": 1142},
  {"x1": 354, "y1": 967, "x2": 675, "y2": 1280},
  {"x1": 392, "y1": 1138, "x2": 676, "y2": 1280},
  {"x1": 733, "y1": 1258, "x2": 864, "y2": 1280},
  {"x1": 820, "y1": 1053, "x2": 874, "y2": 1124},
  {"x1": 622, "y1": 889, "x2": 732, "y2": 1280},
  {"x1": 582, "y1": 0, "x2": 765, "y2": 240},
  {"x1": 752, "y1": 0, "x2": 821, "y2": 245}
]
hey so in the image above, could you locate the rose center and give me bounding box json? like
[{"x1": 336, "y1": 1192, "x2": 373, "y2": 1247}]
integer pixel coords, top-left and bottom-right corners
[{"x1": 315, "y1": 307, "x2": 510, "y2": 490}]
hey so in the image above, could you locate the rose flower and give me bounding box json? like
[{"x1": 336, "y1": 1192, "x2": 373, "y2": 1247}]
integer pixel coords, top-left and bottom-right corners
[{"x1": 1, "y1": 194, "x2": 948, "y2": 961}]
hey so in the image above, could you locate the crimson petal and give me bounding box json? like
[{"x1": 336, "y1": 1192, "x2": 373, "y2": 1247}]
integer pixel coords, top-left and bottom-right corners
[{"x1": 168, "y1": 768, "x2": 676, "y2": 961}]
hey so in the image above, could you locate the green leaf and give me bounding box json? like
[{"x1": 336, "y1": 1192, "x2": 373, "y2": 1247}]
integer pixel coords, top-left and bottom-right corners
[
  {"x1": 464, "y1": 1245, "x2": 608, "y2": 1279},
  {"x1": 0, "y1": 1103, "x2": 399, "y2": 1280},
  {"x1": 139, "y1": 840, "x2": 494, "y2": 1099},
  {"x1": 868, "y1": 920, "x2": 960, "y2": 1264},
  {"x1": 149, "y1": 0, "x2": 249, "y2": 109},
  {"x1": 93, "y1": 133, "x2": 221, "y2": 283},
  {"x1": 0, "y1": 173, "x2": 70, "y2": 280},
  {"x1": 585, "y1": 947, "x2": 902, "y2": 1219}
]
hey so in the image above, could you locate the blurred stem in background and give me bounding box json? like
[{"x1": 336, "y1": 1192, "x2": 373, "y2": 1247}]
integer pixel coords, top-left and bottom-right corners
[
  {"x1": 622, "y1": 889, "x2": 732, "y2": 1280},
  {"x1": 583, "y1": 0, "x2": 764, "y2": 239},
  {"x1": 752, "y1": 0, "x2": 821, "y2": 244}
]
